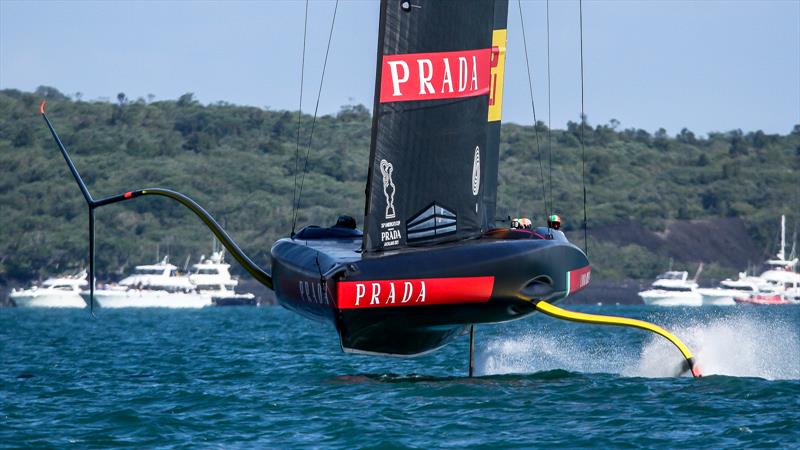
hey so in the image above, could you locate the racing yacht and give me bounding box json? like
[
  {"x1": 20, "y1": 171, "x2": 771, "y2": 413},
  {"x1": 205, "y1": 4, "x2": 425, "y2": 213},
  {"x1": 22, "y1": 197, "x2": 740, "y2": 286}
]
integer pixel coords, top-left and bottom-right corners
[{"x1": 40, "y1": 0, "x2": 702, "y2": 376}]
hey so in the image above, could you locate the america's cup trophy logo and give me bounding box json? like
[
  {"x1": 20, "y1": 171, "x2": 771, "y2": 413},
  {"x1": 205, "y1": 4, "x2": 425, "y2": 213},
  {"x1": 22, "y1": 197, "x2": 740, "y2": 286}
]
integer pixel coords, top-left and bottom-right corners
[{"x1": 380, "y1": 159, "x2": 396, "y2": 219}]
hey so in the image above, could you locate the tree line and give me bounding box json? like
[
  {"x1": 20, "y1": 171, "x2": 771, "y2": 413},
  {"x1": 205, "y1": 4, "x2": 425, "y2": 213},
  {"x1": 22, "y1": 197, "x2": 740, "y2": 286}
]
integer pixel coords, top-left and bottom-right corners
[{"x1": 0, "y1": 86, "x2": 798, "y2": 284}]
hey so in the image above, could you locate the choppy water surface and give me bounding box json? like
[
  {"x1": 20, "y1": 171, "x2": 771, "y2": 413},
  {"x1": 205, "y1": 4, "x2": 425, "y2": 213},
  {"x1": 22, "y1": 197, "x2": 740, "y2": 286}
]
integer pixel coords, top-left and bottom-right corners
[{"x1": 2, "y1": 305, "x2": 798, "y2": 448}]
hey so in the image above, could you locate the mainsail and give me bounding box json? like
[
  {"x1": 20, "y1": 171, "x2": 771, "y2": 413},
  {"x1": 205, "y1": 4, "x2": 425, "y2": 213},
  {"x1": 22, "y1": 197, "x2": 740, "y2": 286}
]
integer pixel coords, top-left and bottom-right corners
[{"x1": 363, "y1": 0, "x2": 508, "y2": 252}]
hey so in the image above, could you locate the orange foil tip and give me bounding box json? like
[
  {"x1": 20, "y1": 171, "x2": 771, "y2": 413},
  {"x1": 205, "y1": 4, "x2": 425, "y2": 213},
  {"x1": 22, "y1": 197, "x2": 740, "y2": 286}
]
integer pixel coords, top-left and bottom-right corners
[
  {"x1": 691, "y1": 366, "x2": 702, "y2": 378},
  {"x1": 40, "y1": 100, "x2": 46, "y2": 114}
]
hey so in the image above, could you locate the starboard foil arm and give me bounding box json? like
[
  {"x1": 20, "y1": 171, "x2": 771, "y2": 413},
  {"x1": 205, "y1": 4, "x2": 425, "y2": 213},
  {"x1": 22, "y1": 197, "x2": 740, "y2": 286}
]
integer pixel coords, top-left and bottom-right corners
[
  {"x1": 39, "y1": 101, "x2": 273, "y2": 314},
  {"x1": 534, "y1": 301, "x2": 702, "y2": 378}
]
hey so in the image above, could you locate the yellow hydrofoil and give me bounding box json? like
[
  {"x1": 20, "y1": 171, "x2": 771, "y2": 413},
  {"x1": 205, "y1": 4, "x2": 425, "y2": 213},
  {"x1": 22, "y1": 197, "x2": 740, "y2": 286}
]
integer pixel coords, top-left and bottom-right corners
[{"x1": 534, "y1": 301, "x2": 702, "y2": 378}]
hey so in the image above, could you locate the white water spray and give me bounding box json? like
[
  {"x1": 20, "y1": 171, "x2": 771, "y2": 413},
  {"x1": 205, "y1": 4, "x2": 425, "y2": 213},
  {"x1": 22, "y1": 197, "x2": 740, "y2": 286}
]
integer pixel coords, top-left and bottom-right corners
[
  {"x1": 477, "y1": 328, "x2": 632, "y2": 376},
  {"x1": 478, "y1": 313, "x2": 800, "y2": 380},
  {"x1": 633, "y1": 315, "x2": 799, "y2": 380}
]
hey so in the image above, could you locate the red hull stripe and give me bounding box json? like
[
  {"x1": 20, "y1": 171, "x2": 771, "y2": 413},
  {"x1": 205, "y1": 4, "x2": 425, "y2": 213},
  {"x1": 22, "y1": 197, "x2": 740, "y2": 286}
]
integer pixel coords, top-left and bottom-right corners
[
  {"x1": 379, "y1": 49, "x2": 492, "y2": 103},
  {"x1": 569, "y1": 266, "x2": 592, "y2": 294},
  {"x1": 337, "y1": 276, "x2": 495, "y2": 309}
]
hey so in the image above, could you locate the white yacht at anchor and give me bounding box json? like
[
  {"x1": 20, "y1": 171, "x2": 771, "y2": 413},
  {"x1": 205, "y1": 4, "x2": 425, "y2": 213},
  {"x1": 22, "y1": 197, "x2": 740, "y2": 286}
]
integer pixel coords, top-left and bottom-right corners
[
  {"x1": 189, "y1": 251, "x2": 255, "y2": 306},
  {"x1": 638, "y1": 266, "x2": 703, "y2": 306},
  {"x1": 9, "y1": 270, "x2": 88, "y2": 308},
  {"x1": 83, "y1": 257, "x2": 212, "y2": 308},
  {"x1": 697, "y1": 272, "x2": 761, "y2": 306},
  {"x1": 734, "y1": 216, "x2": 800, "y2": 305},
  {"x1": 702, "y1": 215, "x2": 799, "y2": 305}
]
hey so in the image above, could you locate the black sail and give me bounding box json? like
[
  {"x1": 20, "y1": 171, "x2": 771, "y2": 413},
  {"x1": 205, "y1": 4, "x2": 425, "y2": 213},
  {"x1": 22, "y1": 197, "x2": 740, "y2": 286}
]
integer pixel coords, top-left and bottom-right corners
[{"x1": 363, "y1": 0, "x2": 509, "y2": 252}]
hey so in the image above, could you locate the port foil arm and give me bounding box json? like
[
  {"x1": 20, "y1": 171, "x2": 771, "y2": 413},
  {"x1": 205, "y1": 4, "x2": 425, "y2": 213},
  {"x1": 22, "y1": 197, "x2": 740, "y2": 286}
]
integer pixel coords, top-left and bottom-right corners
[
  {"x1": 534, "y1": 300, "x2": 702, "y2": 378},
  {"x1": 96, "y1": 188, "x2": 273, "y2": 290},
  {"x1": 39, "y1": 101, "x2": 273, "y2": 314}
]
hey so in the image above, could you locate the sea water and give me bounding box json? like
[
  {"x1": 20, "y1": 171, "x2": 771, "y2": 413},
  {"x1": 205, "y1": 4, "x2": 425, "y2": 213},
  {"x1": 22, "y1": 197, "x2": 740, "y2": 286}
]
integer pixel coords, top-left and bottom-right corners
[{"x1": 1, "y1": 305, "x2": 798, "y2": 448}]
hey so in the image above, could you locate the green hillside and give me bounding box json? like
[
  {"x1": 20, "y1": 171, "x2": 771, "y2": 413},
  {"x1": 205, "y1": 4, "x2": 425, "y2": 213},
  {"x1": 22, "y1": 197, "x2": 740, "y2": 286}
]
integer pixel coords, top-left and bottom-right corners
[{"x1": 1, "y1": 87, "x2": 798, "y2": 284}]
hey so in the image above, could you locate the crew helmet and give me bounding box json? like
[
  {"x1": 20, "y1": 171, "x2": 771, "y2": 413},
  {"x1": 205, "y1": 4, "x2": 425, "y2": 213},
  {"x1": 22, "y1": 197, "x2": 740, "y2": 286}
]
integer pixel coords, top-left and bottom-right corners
[{"x1": 548, "y1": 214, "x2": 562, "y2": 230}]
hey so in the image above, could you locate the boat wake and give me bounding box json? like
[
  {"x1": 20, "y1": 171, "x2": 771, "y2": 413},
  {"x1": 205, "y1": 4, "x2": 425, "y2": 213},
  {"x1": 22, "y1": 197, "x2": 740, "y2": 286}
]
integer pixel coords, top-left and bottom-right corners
[{"x1": 478, "y1": 314, "x2": 800, "y2": 380}]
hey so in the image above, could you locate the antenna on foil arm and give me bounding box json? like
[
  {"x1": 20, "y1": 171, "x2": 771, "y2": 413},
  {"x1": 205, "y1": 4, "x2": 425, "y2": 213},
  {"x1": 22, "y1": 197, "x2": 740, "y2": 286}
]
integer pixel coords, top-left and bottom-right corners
[{"x1": 39, "y1": 101, "x2": 274, "y2": 315}]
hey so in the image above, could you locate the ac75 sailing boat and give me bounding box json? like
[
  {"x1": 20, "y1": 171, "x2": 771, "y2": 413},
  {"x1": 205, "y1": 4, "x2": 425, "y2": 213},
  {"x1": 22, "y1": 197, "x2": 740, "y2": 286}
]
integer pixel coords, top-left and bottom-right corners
[{"x1": 40, "y1": 0, "x2": 700, "y2": 377}]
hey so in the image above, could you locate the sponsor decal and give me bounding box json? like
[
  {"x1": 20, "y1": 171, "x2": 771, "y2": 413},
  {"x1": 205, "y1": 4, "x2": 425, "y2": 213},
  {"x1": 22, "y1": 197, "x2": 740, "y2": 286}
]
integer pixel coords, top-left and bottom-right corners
[
  {"x1": 380, "y1": 220, "x2": 402, "y2": 247},
  {"x1": 337, "y1": 276, "x2": 494, "y2": 309},
  {"x1": 298, "y1": 280, "x2": 331, "y2": 305},
  {"x1": 488, "y1": 29, "x2": 507, "y2": 122},
  {"x1": 379, "y1": 48, "x2": 492, "y2": 103},
  {"x1": 567, "y1": 266, "x2": 592, "y2": 295},
  {"x1": 471, "y1": 146, "x2": 481, "y2": 196},
  {"x1": 379, "y1": 159, "x2": 402, "y2": 248}
]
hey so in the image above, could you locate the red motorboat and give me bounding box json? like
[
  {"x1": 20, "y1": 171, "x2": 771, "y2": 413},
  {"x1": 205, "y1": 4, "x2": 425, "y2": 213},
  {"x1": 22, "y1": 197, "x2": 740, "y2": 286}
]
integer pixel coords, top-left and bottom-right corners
[{"x1": 734, "y1": 294, "x2": 795, "y2": 305}]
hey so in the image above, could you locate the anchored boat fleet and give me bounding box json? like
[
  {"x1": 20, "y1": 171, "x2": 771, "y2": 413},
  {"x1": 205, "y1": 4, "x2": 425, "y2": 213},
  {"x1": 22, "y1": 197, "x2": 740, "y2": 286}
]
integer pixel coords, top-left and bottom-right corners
[
  {"x1": 9, "y1": 250, "x2": 255, "y2": 308},
  {"x1": 639, "y1": 216, "x2": 800, "y2": 306}
]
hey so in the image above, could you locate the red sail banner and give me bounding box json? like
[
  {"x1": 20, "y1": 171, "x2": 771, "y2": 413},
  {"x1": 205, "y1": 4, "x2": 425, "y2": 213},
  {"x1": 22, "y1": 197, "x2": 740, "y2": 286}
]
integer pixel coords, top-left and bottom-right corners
[
  {"x1": 379, "y1": 48, "x2": 493, "y2": 103},
  {"x1": 337, "y1": 276, "x2": 495, "y2": 309}
]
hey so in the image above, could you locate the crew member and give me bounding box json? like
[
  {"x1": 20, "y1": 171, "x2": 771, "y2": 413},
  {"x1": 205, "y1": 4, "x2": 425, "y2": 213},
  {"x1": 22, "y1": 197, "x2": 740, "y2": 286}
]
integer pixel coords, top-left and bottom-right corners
[
  {"x1": 547, "y1": 214, "x2": 562, "y2": 230},
  {"x1": 511, "y1": 217, "x2": 532, "y2": 230},
  {"x1": 532, "y1": 214, "x2": 566, "y2": 241}
]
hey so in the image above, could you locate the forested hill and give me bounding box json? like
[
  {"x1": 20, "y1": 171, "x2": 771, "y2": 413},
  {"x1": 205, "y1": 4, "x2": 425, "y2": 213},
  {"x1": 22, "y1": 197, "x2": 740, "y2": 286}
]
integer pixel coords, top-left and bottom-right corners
[{"x1": 1, "y1": 86, "x2": 798, "y2": 285}]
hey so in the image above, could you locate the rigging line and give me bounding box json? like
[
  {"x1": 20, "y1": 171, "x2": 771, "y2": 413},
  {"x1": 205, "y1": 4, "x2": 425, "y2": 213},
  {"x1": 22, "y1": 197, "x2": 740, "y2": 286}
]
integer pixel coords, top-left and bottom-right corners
[
  {"x1": 517, "y1": 0, "x2": 549, "y2": 228},
  {"x1": 291, "y1": 0, "x2": 310, "y2": 235},
  {"x1": 546, "y1": 0, "x2": 554, "y2": 220},
  {"x1": 292, "y1": 0, "x2": 339, "y2": 233},
  {"x1": 579, "y1": 0, "x2": 589, "y2": 255}
]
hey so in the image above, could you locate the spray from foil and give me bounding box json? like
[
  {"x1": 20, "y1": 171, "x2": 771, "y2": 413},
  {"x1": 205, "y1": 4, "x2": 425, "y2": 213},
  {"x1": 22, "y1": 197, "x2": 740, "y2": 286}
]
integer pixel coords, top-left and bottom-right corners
[
  {"x1": 477, "y1": 328, "x2": 634, "y2": 376},
  {"x1": 477, "y1": 314, "x2": 799, "y2": 380},
  {"x1": 633, "y1": 315, "x2": 799, "y2": 380}
]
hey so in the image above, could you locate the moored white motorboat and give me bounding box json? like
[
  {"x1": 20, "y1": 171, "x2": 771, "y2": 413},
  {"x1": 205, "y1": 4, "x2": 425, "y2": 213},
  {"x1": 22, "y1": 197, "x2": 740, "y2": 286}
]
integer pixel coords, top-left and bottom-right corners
[
  {"x1": 733, "y1": 216, "x2": 799, "y2": 305},
  {"x1": 734, "y1": 273, "x2": 799, "y2": 305},
  {"x1": 9, "y1": 270, "x2": 88, "y2": 308},
  {"x1": 84, "y1": 257, "x2": 212, "y2": 308},
  {"x1": 698, "y1": 272, "x2": 761, "y2": 306},
  {"x1": 188, "y1": 250, "x2": 256, "y2": 306},
  {"x1": 638, "y1": 270, "x2": 702, "y2": 306},
  {"x1": 84, "y1": 288, "x2": 212, "y2": 308}
]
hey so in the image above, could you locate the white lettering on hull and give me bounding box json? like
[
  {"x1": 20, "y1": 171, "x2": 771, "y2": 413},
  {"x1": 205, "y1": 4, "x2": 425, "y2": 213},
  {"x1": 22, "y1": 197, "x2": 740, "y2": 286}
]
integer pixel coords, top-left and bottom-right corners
[
  {"x1": 351, "y1": 280, "x2": 428, "y2": 306},
  {"x1": 298, "y1": 280, "x2": 331, "y2": 305}
]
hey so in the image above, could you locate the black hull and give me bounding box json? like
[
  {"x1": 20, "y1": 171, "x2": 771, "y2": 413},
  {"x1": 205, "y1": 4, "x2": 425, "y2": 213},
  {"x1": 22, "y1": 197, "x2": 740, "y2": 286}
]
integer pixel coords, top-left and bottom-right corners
[{"x1": 271, "y1": 229, "x2": 590, "y2": 356}]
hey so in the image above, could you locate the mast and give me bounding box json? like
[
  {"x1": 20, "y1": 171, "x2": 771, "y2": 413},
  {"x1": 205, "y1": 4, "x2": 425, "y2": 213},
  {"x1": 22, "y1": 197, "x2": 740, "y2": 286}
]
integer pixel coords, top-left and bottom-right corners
[{"x1": 779, "y1": 214, "x2": 786, "y2": 261}]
